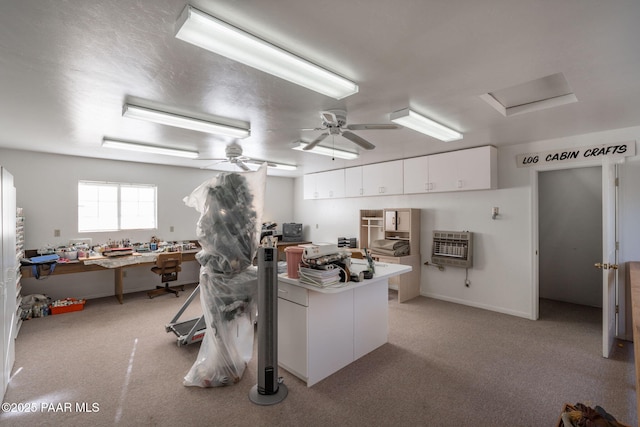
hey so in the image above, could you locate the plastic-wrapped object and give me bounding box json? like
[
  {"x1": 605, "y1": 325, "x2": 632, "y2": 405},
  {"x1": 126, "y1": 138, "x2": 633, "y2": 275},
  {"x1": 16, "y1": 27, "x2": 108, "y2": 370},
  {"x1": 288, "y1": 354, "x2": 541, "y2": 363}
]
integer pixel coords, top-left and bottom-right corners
[{"x1": 182, "y1": 165, "x2": 266, "y2": 387}]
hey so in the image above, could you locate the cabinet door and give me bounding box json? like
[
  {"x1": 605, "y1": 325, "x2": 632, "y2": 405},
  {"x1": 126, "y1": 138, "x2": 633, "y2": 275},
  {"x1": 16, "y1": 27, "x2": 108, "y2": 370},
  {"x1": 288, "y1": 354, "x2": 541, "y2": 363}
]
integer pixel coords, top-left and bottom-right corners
[
  {"x1": 303, "y1": 174, "x2": 318, "y2": 199},
  {"x1": 403, "y1": 156, "x2": 429, "y2": 194},
  {"x1": 345, "y1": 166, "x2": 363, "y2": 197},
  {"x1": 427, "y1": 151, "x2": 458, "y2": 193},
  {"x1": 278, "y1": 298, "x2": 308, "y2": 379},
  {"x1": 362, "y1": 160, "x2": 403, "y2": 196},
  {"x1": 396, "y1": 210, "x2": 411, "y2": 232},
  {"x1": 455, "y1": 146, "x2": 497, "y2": 191},
  {"x1": 317, "y1": 169, "x2": 345, "y2": 199},
  {"x1": 384, "y1": 210, "x2": 397, "y2": 230}
]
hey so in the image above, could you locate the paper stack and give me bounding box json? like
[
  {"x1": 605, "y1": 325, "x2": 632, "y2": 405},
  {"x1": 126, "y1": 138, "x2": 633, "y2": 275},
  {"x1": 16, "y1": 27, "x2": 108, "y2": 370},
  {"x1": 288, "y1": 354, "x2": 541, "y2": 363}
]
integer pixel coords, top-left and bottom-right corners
[{"x1": 298, "y1": 265, "x2": 341, "y2": 288}]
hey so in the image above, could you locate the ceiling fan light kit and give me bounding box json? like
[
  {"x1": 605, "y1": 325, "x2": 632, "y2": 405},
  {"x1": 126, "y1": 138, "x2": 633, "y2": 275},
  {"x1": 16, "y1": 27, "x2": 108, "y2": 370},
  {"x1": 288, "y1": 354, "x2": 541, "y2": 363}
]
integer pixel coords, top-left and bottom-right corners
[
  {"x1": 102, "y1": 138, "x2": 199, "y2": 159},
  {"x1": 174, "y1": 5, "x2": 358, "y2": 100},
  {"x1": 298, "y1": 109, "x2": 399, "y2": 152},
  {"x1": 292, "y1": 141, "x2": 359, "y2": 160},
  {"x1": 390, "y1": 108, "x2": 463, "y2": 142},
  {"x1": 122, "y1": 104, "x2": 250, "y2": 139},
  {"x1": 199, "y1": 143, "x2": 297, "y2": 171}
]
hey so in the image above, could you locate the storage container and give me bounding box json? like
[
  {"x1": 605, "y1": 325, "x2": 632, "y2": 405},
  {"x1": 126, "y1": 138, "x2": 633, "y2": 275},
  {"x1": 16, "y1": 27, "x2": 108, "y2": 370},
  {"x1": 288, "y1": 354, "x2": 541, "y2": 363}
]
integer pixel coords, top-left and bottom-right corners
[{"x1": 284, "y1": 246, "x2": 304, "y2": 279}]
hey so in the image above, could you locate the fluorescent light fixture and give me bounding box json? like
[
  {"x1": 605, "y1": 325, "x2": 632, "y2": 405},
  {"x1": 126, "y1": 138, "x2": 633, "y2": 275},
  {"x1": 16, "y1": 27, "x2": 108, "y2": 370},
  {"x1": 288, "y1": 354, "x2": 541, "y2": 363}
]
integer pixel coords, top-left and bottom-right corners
[
  {"x1": 292, "y1": 142, "x2": 359, "y2": 160},
  {"x1": 122, "y1": 104, "x2": 250, "y2": 139},
  {"x1": 390, "y1": 108, "x2": 462, "y2": 142},
  {"x1": 175, "y1": 5, "x2": 358, "y2": 100},
  {"x1": 102, "y1": 138, "x2": 199, "y2": 159}
]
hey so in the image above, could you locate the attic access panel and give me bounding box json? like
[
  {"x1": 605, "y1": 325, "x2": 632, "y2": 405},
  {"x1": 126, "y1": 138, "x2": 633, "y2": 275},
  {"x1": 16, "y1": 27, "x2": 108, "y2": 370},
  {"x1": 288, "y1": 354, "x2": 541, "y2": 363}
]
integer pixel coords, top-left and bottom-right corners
[{"x1": 480, "y1": 72, "x2": 577, "y2": 117}]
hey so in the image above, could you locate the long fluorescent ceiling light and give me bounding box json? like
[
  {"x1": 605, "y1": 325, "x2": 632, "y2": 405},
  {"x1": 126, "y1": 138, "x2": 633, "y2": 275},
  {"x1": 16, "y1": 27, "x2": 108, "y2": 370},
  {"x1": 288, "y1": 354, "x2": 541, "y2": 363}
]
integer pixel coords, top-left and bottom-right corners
[
  {"x1": 292, "y1": 142, "x2": 359, "y2": 160},
  {"x1": 102, "y1": 138, "x2": 199, "y2": 159},
  {"x1": 175, "y1": 5, "x2": 359, "y2": 100},
  {"x1": 122, "y1": 104, "x2": 250, "y2": 139},
  {"x1": 390, "y1": 108, "x2": 462, "y2": 142}
]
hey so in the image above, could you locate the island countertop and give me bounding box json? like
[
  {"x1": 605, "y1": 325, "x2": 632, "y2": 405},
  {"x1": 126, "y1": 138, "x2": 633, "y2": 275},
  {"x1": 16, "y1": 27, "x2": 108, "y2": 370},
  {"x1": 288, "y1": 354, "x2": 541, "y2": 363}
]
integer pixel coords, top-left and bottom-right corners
[{"x1": 278, "y1": 259, "x2": 412, "y2": 294}]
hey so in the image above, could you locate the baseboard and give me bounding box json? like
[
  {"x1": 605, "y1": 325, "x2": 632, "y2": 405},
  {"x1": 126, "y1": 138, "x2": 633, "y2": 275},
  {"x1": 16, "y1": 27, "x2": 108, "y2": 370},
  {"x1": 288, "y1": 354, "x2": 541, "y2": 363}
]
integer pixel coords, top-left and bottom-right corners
[
  {"x1": 420, "y1": 291, "x2": 533, "y2": 319},
  {"x1": 80, "y1": 281, "x2": 198, "y2": 300}
]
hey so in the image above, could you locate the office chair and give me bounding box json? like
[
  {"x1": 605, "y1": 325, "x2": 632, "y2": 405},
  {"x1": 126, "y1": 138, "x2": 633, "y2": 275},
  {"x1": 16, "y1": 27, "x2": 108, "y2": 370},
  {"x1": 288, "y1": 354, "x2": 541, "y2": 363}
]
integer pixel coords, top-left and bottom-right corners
[{"x1": 148, "y1": 252, "x2": 185, "y2": 298}]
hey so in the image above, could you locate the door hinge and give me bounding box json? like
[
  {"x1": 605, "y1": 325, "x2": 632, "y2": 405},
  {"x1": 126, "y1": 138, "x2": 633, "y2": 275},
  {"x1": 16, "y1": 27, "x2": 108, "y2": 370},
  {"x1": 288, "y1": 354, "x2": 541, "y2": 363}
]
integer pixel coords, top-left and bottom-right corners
[
  {"x1": 615, "y1": 305, "x2": 619, "y2": 314},
  {"x1": 615, "y1": 177, "x2": 619, "y2": 187},
  {"x1": 616, "y1": 241, "x2": 619, "y2": 251}
]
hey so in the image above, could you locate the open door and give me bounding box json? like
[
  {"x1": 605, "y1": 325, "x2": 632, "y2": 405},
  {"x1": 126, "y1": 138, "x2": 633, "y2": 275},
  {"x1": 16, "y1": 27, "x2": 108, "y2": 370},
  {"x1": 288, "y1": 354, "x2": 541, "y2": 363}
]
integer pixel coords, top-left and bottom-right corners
[{"x1": 598, "y1": 161, "x2": 619, "y2": 358}]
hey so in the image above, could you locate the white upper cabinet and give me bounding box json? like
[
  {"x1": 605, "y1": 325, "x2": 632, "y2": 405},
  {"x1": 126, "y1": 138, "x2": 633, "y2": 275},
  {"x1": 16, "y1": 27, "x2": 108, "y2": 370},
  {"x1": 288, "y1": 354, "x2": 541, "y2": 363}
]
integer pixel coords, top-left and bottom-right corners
[
  {"x1": 402, "y1": 156, "x2": 430, "y2": 194},
  {"x1": 455, "y1": 145, "x2": 497, "y2": 191},
  {"x1": 403, "y1": 146, "x2": 497, "y2": 194},
  {"x1": 428, "y1": 151, "x2": 459, "y2": 193},
  {"x1": 345, "y1": 166, "x2": 363, "y2": 197},
  {"x1": 303, "y1": 173, "x2": 319, "y2": 199},
  {"x1": 362, "y1": 160, "x2": 403, "y2": 196},
  {"x1": 305, "y1": 146, "x2": 496, "y2": 199},
  {"x1": 303, "y1": 169, "x2": 346, "y2": 199},
  {"x1": 318, "y1": 169, "x2": 346, "y2": 199}
]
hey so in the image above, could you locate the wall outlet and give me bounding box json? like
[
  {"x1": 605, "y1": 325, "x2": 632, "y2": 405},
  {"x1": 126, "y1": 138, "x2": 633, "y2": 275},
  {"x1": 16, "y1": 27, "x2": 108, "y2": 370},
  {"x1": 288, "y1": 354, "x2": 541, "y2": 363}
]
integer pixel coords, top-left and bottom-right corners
[
  {"x1": 54, "y1": 229, "x2": 60, "y2": 237},
  {"x1": 170, "y1": 226, "x2": 174, "y2": 232}
]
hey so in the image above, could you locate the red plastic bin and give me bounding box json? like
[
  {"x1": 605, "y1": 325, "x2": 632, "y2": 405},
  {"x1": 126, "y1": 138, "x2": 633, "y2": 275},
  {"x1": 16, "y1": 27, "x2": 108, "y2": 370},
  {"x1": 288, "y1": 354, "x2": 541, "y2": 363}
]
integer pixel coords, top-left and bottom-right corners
[{"x1": 50, "y1": 298, "x2": 86, "y2": 315}]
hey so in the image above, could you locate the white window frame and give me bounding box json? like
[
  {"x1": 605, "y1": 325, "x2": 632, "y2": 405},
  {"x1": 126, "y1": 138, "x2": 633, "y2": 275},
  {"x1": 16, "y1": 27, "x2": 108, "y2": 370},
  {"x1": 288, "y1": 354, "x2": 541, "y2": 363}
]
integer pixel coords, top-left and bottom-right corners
[{"x1": 78, "y1": 181, "x2": 157, "y2": 232}]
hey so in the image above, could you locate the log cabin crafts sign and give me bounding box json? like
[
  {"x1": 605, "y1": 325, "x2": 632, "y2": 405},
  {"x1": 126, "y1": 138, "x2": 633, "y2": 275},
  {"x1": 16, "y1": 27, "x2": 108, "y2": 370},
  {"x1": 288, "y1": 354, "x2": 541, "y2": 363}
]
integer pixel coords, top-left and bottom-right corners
[{"x1": 516, "y1": 141, "x2": 636, "y2": 168}]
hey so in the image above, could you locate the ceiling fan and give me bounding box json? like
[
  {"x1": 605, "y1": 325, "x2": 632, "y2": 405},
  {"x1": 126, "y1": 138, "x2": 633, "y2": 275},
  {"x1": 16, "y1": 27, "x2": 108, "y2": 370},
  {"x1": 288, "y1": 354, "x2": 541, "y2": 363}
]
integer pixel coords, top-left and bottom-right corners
[
  {"x1": 197, "y1": 143, "x2": 272, "y2": 171},
  {"x1": 302, "y1": 109, "x2": 399, "y2": 151}
]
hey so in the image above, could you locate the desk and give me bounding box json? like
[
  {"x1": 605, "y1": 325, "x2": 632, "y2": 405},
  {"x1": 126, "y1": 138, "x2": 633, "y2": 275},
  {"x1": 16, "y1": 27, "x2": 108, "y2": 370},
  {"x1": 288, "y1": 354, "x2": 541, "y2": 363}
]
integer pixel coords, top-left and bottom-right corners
[{"x1": 21, "y1": 250, "x2": 199, "y2": 304}]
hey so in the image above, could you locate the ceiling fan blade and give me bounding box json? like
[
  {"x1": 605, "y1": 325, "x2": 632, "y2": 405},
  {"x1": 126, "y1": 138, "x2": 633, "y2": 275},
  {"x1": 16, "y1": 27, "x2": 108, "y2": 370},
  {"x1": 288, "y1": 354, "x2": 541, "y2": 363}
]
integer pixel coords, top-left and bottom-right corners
[
  {"x1": 342, "y1": 131, "x2": 375, "y2": 150},
  {"x1": 200, "y1": 160, "x2": 226, "y2": 169},
  {"x1": 236, "y1": 160, "x2": 251, "y2": 171},
  {"x1": 303, "y1": 132, "x2": 329, "y2": 150},
  {"x1": 194, "y1": 156, "x2": 226, "y2": 161},
  {"x1": 246, "y1": 159, "x2": 276, "y2": 168},
  {"x1": 346, "y1": 124, "x2": 399, "y2": 130}
]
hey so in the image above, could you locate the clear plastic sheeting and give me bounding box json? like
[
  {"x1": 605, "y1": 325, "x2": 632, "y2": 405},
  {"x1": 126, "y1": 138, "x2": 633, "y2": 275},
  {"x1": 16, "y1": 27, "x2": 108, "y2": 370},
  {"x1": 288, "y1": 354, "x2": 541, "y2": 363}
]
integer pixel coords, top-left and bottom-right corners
[{"x1": 182, "y1": 164, "x2": 266, "y2": 387}]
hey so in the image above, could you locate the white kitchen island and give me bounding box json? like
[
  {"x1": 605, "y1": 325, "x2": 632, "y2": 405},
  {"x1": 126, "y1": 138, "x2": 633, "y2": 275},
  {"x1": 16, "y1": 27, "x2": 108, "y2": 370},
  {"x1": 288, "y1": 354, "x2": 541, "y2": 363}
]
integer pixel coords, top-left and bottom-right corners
[{"x1": 277, "y1": 260, "x2": 412, "y2": 387}]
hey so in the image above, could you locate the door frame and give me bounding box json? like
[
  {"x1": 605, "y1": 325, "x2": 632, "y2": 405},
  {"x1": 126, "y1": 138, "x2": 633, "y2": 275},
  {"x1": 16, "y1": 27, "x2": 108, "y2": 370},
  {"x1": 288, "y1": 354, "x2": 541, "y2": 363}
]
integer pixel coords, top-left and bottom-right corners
[{"x1": 530, "y1": 160, "x2": 620, "y2": 357}]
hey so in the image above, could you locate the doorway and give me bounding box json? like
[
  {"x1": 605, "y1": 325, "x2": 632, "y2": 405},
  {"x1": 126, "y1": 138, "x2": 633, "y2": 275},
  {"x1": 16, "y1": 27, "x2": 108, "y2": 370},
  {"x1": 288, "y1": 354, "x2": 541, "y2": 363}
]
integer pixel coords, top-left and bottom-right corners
[{"x1": 538, "y1": 166, "x2": 603, "y2": 308}]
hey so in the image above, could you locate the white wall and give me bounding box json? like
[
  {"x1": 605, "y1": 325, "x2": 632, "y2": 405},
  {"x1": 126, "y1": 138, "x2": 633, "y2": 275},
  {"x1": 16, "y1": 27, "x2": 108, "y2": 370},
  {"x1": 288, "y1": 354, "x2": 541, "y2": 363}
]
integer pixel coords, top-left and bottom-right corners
[
  {"x1": 293, "y1": 178, "x2": 533, "y2": 318},
  {"x1": 294, "y1": 126, "x2": 640, "y2": 323},
  {"x1": 0, "y1": 148, "x2": 294, "y2": 300}
]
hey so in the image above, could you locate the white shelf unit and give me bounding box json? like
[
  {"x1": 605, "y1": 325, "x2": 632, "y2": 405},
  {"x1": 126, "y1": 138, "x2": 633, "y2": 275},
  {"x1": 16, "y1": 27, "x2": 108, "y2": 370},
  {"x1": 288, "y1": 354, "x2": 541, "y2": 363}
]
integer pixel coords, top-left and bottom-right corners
[
  {"x1": 359, "y1": 208, "x2": 422, "y2": 302},
  {"x1": 359, "y1": 210, "x2": 385, "y2": 249},
  {"x1": 15, "y1": 207, "x2": 24, "y2": 337}
]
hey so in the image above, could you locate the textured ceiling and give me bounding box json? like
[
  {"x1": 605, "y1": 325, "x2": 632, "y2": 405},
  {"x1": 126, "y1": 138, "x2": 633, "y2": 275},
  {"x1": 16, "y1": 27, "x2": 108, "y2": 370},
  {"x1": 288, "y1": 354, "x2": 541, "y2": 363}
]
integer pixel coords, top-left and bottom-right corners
[{"x1": 1, "y1": 0, "x2": 639, "y2": 176}]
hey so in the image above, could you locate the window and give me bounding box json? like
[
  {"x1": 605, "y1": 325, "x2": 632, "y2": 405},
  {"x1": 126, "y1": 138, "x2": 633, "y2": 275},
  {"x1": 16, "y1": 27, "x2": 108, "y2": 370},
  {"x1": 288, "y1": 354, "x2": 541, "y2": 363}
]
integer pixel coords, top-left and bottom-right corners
[{"x1": 78, "y1": 181, "x2": 157, "y2": 232}]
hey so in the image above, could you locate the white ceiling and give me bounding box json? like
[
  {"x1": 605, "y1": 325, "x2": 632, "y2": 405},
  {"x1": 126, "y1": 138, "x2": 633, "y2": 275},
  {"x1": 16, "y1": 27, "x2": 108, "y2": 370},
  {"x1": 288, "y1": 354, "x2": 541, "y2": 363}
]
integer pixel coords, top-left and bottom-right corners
[{"x1": 1, "y1": 0, "x2": 640, "y2": 177}]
